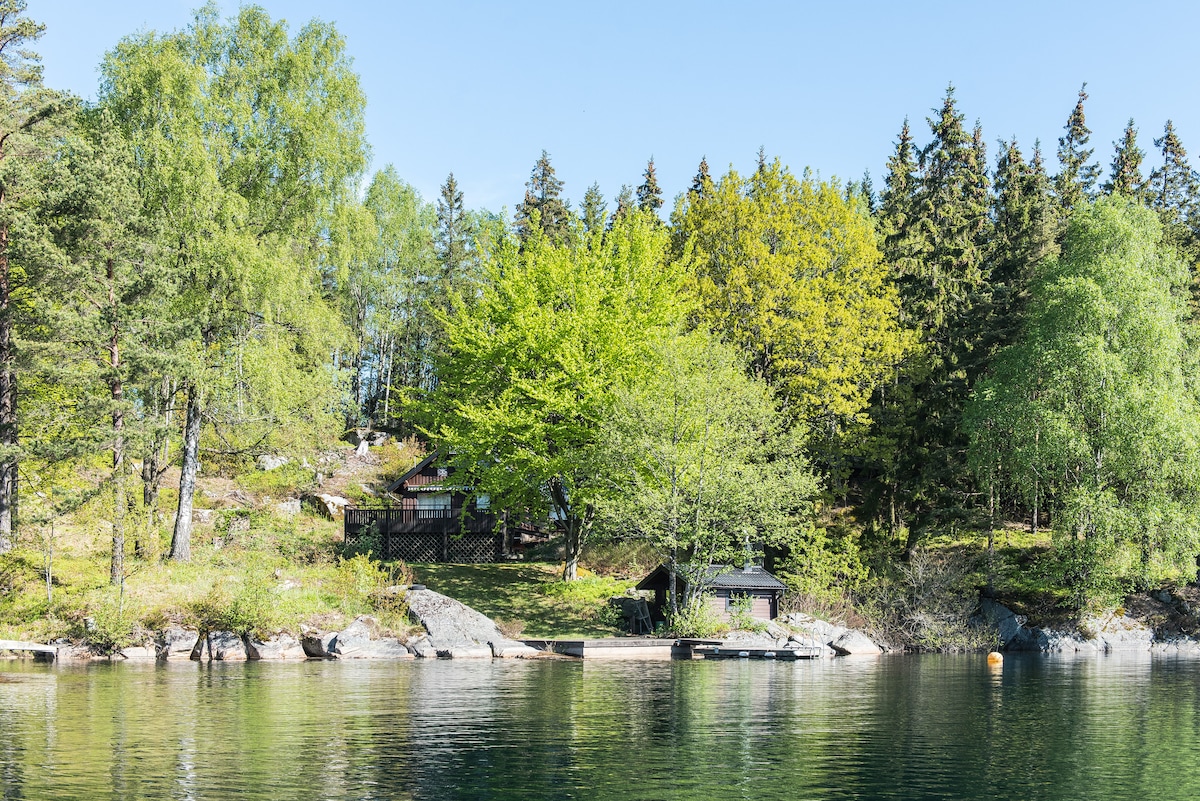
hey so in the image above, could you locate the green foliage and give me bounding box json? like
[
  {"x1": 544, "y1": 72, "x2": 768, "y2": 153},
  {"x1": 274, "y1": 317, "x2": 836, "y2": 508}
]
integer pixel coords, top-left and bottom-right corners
[
  {"x1": 776, "y1": 524, "x2": 869, "y2": 608},
  {"x1": 189, "y1": 573, "x2": 280, "y2": 638},
  {"x1": 596, "y1": 330, "x2": 819, "y2": 588},
  {"x1": 418, "y1": 209, "x2": 685, "y2": 579},
  {"x1": 967, "y1": 198, "x2": 1200, "y2": 607},
  {"x1": 1055, "y1": 84, "x2": 1101, "y2": 211},
  {"x1": 666, "y1": 594, "x2": 725, "y2": 639},
  {"x1": 674, "y1": 155, "x2": 911, "y2": 432},
  {"x1": 76, "y1": 593, "x2": 142, "y2": 654}
]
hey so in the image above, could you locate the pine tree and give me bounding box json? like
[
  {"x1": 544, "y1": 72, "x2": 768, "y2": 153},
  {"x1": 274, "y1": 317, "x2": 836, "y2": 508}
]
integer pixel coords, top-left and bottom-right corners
[
  {"x1": 689, "y1": 156, "x2": 712, "y2": 199},
  {"x1": 436, "y1": 172, "x2": 467, "y2": 282},
  {"x1": 1104, "y1": 119, "x2": 1145, "y2": 198},
  {"x1": 0, "y1": 1, "x2": 64, "y2": 551},
  {"x1": 636, "y1": 157, "x2": 663, "y2": 213},
  {"x1": 580, "y1": 182, "x2": 606, "y2": 236},
  {"x1": 515, "y1": 150, "x2": 570, "y2": 244},
  {"x1": 1054, "y1": 84, "x2": 1101, "y2": 211},
  {"x1": 878, "y1": 119, "x2": 920, "y2": 275}
]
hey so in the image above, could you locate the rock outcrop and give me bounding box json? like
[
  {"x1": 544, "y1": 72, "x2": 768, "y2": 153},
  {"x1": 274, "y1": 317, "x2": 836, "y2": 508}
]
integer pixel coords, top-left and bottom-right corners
[
  {"x1": 781, "y1": 612, "x2": 885, "y2": 656},
  {"x1": 405, "y1": 587, "x2": 538, "y2": 658},
  {"x1": 327, "y1": 617, "x2": 413, "y2": 660}
]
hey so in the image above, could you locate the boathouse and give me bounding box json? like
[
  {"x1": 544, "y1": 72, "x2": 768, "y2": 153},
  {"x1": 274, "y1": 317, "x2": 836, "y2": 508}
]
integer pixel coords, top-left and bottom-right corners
[{"x1": 636, "y1": 563, "x2": 787, "y2": 622}]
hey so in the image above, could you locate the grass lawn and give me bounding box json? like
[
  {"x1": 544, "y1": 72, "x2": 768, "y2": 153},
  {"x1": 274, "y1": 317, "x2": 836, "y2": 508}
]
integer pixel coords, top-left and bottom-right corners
[{"x1": 411, "y1": 562, "x2": 637, "y2": 639}]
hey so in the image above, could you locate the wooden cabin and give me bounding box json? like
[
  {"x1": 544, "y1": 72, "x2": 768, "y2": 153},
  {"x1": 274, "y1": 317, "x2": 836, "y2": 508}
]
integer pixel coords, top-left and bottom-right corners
[
  {"x1": 637, "y1": 563, "x2": 786, "y2": 623},
  {"x1": 345, "y1": 451, "x2": 549, "y2": 563},
  {"x1": 345, "y1": 452, "x2": 502, "y2": 562}
]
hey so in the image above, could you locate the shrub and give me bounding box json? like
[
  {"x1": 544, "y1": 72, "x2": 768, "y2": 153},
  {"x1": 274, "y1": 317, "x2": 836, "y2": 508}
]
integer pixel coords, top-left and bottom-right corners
[
  {"x1": 189, "y1": 574, "x2": 279, "y2": 638},
  {"x1": 666, "y1": 594, "x2": 726, "y2": 639},
  {"x1": 76, "y1": 594, "x2": 142, "y2": 654},
  {"x1": 726, "y1": 594, "x2": 768, "y2": 633}
]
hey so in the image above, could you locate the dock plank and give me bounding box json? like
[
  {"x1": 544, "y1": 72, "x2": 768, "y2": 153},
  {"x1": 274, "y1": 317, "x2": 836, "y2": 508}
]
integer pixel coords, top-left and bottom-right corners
[{"x1": 0, "y1": 640, "x2": 58, "y2": 655}]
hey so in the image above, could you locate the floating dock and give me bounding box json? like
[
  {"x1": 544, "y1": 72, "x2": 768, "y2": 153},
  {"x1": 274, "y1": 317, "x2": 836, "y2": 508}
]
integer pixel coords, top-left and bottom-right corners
[
  {"x1": 521, "y1": 638, "x2": 824, "y2": 660},
  {"x1": 690, "y1": 643, "x2": 823, "y2": 660}
]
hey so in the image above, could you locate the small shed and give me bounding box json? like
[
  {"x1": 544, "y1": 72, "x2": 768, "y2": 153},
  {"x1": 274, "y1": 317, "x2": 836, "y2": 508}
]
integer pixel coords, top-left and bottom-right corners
[{"x1": 636, "y1": 564, "x2": 786, "y2": 623}]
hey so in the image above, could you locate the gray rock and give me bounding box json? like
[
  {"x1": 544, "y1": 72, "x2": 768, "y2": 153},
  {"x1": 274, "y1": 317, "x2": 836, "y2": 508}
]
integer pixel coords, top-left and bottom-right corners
[
  {"x1": 191, "y1": 509, "x2": 216, "y2": 526},
  {"x1": 276, "y1": 498, "x2": 301, "y2": 517},
  {"x1": 354, "y1": 439, "x2": 370, "y2": 458},
  {"x1": 978, "y1": 599, "x2": 1026, "y2": 646},
  {"x1": 118, "y1": 645, "x2": 157, "y2": 660},
  {"x1": 210, "y1": 631, "x2": 248, "y2": 661},
  {"x1": 328, "y1": 617, "x2": 413, "y2": 660},
  {"x1": 246, "y1": 633, "x2": 307, "y2": 660},
  {"x1": 406, "y1": 587, "x2": 534, "y2": 658},
  {"x1": 1083, "y1": 611, "x2": 1153, "y2": 652},
  {"x1": 490, "y1": 640, "x2": 540, "y2": 659},
  {"x1": 256, "y1": 454, "x2": 290, "y2": 471},
  {"x1": 301, "y1": 631, "x2": 338, "y2": 658},
  {"x1": 830, "y1": 630, "x2": 883, "y2": 656},
  {"x1": 157, "y1": 626, "x2": 199, "y2": 660},
  {"x1": 305, "y1": 493, "x2": 351, "y2": 519},
  {"x1": 406, "y1": 634, "x2": 438, "y2": 659}
]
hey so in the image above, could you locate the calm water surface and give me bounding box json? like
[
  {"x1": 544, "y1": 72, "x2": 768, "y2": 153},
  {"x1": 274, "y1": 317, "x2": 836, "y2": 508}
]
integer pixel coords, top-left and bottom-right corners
[{"x1": 2, "y1": 654, "x2": 1199, "y2": 800}]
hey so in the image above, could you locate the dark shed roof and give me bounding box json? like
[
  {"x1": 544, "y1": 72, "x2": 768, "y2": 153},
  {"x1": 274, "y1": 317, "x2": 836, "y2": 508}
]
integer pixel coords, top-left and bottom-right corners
[{"x1": 637, "y1": 564, "x2": 786, "y2": 593}]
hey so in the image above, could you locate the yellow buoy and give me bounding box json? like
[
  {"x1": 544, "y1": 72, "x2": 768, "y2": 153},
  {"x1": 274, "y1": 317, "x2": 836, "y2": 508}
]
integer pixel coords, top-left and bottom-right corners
[{"x1": 987, "y1": 651, "x2": 1004, "y2": 665}]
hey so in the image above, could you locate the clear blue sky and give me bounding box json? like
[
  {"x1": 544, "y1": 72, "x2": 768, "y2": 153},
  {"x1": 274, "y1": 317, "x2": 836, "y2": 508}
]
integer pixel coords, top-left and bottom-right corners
[{"x1": 34, "y1": 1, "x2": 1200, "y2": 213}]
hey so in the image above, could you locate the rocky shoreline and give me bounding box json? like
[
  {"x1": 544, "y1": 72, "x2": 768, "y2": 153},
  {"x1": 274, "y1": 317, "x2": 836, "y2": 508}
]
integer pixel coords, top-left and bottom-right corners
[{"x1": 9, "y1": 586, "x2": 1200, "y2": 662}]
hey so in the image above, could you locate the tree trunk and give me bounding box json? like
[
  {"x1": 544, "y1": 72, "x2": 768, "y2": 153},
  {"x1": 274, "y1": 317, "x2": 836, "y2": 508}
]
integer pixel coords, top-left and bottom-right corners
[
  {"x1": 562, "y1": 517, "x2": 580, "y2": 581},
  {"x1": 109, "y1": 255, "x2": 125, "y2": 585},
  {"x1": 0, "y1": 214, "x2": 16, "y2": 552},
  {"x1": 170, "y1": 388, "x2": 202, "y2": 561}
]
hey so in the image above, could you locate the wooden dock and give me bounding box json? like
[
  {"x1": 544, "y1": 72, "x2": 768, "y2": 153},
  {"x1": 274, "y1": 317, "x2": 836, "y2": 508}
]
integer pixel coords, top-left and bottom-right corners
[
  {"x1": 691, "y1": 644, "x2": 823, "y2": 660},
  {"x1": 0, "y1": 640, "x2": 57, "y2": 660}
]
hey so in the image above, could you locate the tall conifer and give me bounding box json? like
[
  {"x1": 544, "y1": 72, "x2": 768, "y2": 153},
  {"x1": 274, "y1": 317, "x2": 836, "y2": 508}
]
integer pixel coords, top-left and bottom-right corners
[
  {"x1": 515, "y1": 150, "x2": 570, "y2": 244},
  {"x1": 1054, "y1": 84, "x2": 1101, "y2": 211},
  {"x1": 436, "y1": 171, "x2": 466, "y2": 280},
  {"x1": 580, "y1": 182, "x2": 606, "y2": 236},
  {"x1": 1104, "y1": 119, "x2": 1145, "y2": 198},
  {"x1": 689, "y1": 156, "x2": 712, "y2": 199},
  {"x1": 636, "y1": 157, "x2": 663, "y2": 213}
]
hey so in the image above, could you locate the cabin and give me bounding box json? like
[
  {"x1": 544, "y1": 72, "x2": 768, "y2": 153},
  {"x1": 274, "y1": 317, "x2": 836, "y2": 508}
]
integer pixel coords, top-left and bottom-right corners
[
  {"x1": 345, "y1": 451, "x2": 549, "y2": 562},
  {"x1": 636, "y1": 563, "x2": 787, "y2": 623},
  {"x1": 344, "y1": 452, "x2": 511, "y2": 563}
]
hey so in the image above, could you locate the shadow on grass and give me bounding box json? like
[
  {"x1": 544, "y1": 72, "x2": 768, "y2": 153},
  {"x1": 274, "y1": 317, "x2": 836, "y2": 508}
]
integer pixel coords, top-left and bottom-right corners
[{"x1": 411, "y1": 562, "x2": 629, "y2": 638}]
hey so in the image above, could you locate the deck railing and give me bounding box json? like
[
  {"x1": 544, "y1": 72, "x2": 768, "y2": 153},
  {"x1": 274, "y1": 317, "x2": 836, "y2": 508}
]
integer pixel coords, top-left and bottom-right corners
[{"x1": 344, "y1": 506, "x2": 502, "y2": 563}]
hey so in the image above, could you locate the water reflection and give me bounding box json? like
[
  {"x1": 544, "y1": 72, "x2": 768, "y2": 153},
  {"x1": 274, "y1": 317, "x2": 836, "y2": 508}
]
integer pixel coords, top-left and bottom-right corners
[{"x1": 3, "y1": 655, "x2": 1200, "y2": 800}]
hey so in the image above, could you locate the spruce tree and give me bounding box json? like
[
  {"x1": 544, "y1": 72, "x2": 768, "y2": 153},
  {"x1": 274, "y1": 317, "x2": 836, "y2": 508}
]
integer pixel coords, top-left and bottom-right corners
[
  {"x1": 515, "y1": 150, "x2": 570, "y2": 244},
  {"x1": 636, "y1": 157, "x2": 664, "y2": 213},
  {"x1": 689, "y1": 156, "x2": 712, "y2": 199},
  {"x1": 436, "y1": 172, "x2": 467, "y2": 282},
  {"x1": 1054, "y1": 84, "x2": 1101, "y2": 211},
  {"x1": 1149, "y1": 122, "x2": 1197, "y2": 227},
  {"x1": 1104, "y1": 119, "x2": 1145, "y2": 198},
  {"x1": 884, "y1": 87, "x2": 992, "y2": 549},
  {"x1": 580, "y1": 182, "x2": 606, "y2": 236},
  {"x1": 608, "y1": 184, "x2": 633, "y2": 230}
]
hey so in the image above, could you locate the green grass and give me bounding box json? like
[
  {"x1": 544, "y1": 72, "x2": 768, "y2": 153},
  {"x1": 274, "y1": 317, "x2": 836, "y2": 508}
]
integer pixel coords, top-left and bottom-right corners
[{"x1": 412, "y1": 563, "x2": 635, "y2": 638}]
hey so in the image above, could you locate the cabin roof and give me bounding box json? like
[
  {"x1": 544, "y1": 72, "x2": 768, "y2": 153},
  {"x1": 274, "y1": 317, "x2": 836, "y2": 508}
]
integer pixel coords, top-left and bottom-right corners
[
  {"x1": 384, "y1": 450, "x2": 441, "y2": 494},
  {"x1": 636, "y1": 564, "x2": 786, "y2": 593}
]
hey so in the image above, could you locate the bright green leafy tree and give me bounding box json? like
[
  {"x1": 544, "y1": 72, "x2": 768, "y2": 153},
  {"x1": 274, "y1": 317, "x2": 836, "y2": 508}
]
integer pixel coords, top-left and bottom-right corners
[
  {"x1": 418, "y1": 210, "x2": 683, "y2": 580},
  {"x1": 967, "y1": 198, "x2": 1200, "y2": 607}
]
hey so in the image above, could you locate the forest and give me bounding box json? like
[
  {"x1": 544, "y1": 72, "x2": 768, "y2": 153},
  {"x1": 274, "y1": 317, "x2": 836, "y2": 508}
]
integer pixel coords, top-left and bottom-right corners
[{"x1": 3, "y1": 1, "x2": 1200, "y2": 645}]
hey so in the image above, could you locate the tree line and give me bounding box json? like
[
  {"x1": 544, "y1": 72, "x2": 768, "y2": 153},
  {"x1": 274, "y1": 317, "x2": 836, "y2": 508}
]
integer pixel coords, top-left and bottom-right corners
[{"x1": 3, "y1": 0, "x2": 1198, "y2": 612}]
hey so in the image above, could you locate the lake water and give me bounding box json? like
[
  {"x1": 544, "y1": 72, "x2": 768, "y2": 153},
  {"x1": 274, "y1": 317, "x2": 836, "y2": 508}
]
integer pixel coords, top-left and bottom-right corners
[{"x1": 2, "y1": 654, "x2": 1199, "y2": 800}]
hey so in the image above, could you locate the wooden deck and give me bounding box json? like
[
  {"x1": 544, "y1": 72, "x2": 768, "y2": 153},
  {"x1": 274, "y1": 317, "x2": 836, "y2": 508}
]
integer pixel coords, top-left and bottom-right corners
[{"x1": 0, "y1": 640, "x2": 57, "y2": 660}]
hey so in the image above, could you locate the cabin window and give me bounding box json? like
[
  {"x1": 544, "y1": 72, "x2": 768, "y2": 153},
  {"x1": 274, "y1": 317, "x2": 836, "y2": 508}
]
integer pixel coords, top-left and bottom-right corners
[
  {"x1": 476, "y1": 494, "x2": 490, "y2": 510},
  {"x1": 436, "y1": 467, "x2": 449, "y2": 479},
  {"x1": 416, "y1": 493, "x2": 451, "y2": 517}
]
